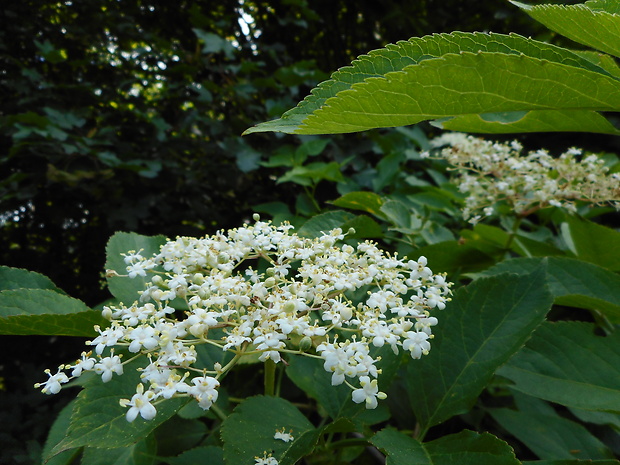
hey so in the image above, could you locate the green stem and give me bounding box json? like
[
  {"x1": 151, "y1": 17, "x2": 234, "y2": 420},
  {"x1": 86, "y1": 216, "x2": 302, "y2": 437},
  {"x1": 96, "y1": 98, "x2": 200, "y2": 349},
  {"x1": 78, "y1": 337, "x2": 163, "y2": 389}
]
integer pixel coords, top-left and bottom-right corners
[
  {"x1": 304, "y1": 185, "x2": 321, "y2": 213},
  {"x1": 264, "y1": 358, "x2": 276, "y2": 396},
  {"x1": 503, "y1": 216, "x2": 523, "y2": 252},
  {"x1": 210, "y1": 403, "x2": 228, "y2": 422}
]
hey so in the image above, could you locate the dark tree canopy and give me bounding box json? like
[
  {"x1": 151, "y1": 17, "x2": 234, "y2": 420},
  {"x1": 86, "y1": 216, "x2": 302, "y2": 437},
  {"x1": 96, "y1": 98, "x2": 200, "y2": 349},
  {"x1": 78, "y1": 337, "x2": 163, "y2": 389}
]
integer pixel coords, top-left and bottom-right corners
[{"x1": 0, "y1": 0, "x2": 555, "y2": 303}]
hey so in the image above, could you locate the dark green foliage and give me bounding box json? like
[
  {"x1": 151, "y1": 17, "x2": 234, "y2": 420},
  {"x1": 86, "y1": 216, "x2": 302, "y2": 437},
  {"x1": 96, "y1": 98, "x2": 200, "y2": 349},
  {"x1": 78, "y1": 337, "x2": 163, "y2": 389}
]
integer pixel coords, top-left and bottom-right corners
[{"x1": 0, "y1": 0, "x2": 556, "y2": 303}]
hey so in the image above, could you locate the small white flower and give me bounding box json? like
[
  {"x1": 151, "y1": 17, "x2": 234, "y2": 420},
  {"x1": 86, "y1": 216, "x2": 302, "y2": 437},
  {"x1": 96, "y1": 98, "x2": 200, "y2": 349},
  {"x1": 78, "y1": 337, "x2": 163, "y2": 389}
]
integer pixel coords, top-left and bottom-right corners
[
  {"x1": 70, "y1": 352, "x2": 96, "y2": 377},
  {"x1": 94, "y1": 354, "x2": 124, "y2": 382},
  {"x1": 186, "y1": 375, "x2": 220, "y2": 410},
  {"x1": 255, "y1": 453, "x2": 279, "y2": 465},
  {"x1": 35, "y1": 368, "x2": 69, "y2": 395},
  {"x1": 120, "y1": 384, "x2": 157, "y2": 422},
  {"x1": 274, "y1": 428, "x2": 294, "y2": 442},
  {"x1": 403, "y1": 331, "x2": 431, "y2": 359},
  {"x1": 351, "y1": 376, "x2": 387, "y2": 409}
]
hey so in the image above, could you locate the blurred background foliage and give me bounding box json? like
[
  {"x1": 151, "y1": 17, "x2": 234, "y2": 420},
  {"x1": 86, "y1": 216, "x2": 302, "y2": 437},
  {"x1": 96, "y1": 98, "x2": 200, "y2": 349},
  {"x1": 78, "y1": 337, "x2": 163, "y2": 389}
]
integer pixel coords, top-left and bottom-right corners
[
  {"x1": 0, "y1": 0, "x2": 568, "y2": 304},
  {"x1": 0, "y1": 0, "x2": 610, "y2": 462}
]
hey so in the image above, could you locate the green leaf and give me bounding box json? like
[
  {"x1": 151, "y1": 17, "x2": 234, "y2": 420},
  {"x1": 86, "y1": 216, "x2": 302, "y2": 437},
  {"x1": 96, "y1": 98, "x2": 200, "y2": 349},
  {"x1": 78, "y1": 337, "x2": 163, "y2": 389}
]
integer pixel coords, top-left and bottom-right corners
[
  {"x1": 42, "y1": 400, "x2": 82, "y2": 465},
  {"x1": 244, "y1": 32, "x2": 620, "y2": 135},
  {"x1": 341, "y1": 214, "x2": 384, "y2": 239},
  {"x1": 164, "y1": 446, "x2": 224, "y2": 465},
  {"x1": 0, "y1": 266, "x2": 63, "y2": 292},
  {"x1": 370, "y1": 429, "x2": 429, "y2": 464},
  {"x1": 433, "y1": 109, "x2": 620, "y2": 135},
  {"x1": 380, "y1": 199, "x2": 421, "y2": 234},
  {"x1": 286, "y1": 347, "x2": 397, "y2": 425},
  {"x1": 0, "y1": 289, "x2": 105, "y2": 336},
  {"x1": 81, "y1": 435, "x2": 157, "y2": 465},
  {"x1": 512, "y1": 1, "x2": 620, "y2": 58},
  {"x1": 523, "y1": 461, "x2": 620, "y2": 465},
  {"x1": 587, "y1": 0, "x2": 620, "y2": 14},
  {"x1": 497, "y1": 321, "x2": 620, "y2": 413},
  {"x1": 297, "y1": 210, "x2": 355, "y2": 238},
  {"x1": 489, "y1": 408, "x2": 613, "y2": 460},
  {"x1": 561, "y1": 215, "x2": 620, "y2": 271},
  {"x1": 462, "y1": 224, "x2": 566, "y2": 258},
  {"x1": 105, "y1": 232, "x2": 167, "y2": 304},
  {"x1": 407, "y1": 241, "x2": 496, "y2": 275},
  {"x1": 329, "y1": 191, "x2": 386, "y2": 218},
  {"x1": 371, "y1": 429, "x2": 520, "y2": 465},
  {"x1": 277, "y1": 161, "x2": 344, "y2": 186},
  {"x1": 285, "y1": 354, "x2": 378, "y2": 422},
  {"x1": 569, "y1": 407, "x2": 620, "y2": 430},
  {"x1": 479, "y1": 257, "x2": 620, "y2": 322},
  {"x1": 50, "y1": 359, "x2": 187, "y2": 457},
  {"x1": 407, "y1": 265, "x2": 553, "y2": 434},
  {"x1": 220, "y1": 396, "x2": 318, "y2": 465}
]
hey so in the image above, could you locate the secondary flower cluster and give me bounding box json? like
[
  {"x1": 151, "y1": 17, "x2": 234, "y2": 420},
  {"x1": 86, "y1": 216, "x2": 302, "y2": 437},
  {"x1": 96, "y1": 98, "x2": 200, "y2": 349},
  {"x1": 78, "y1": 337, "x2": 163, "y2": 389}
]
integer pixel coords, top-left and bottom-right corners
[
  {"x1": 424, "y1": 133, "x2": 620, "y2": 222},
  {"x1": 36, "y1": 216, "x2": 451, "y2": 421}
]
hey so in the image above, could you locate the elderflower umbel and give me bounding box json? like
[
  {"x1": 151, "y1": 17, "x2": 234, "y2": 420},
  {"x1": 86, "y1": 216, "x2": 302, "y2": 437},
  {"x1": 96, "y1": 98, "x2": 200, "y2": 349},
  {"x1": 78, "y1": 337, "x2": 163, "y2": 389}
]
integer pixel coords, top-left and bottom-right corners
[
  {"x1": 36, "y1": 216, "x2": 452, "y2": 420},
  {"x1": 427, "y1": 133, "x2": 620, "y2": 222}
]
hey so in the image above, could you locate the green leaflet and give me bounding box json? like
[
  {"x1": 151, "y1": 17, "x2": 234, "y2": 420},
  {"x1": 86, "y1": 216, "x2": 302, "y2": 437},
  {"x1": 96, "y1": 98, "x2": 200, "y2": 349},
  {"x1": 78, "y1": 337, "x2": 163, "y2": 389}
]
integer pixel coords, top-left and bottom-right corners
[
  {"x1": 0, "y1": 265, "x2": 63, "y2": 292},
  {"x1": 489, "y1": 407, "x2": 614, "y2": 460},
  {"x1": 512, "y1": 1, "x2": 620, "y2": 58},
  {"x1": 244, "y1": 32, "x2": 620, "y2": 135},
  {"x1": 560, "y1": 215, "x2": 620, "y2": 272},
  {"x1": 406, "y1": 265, "x2": 553, "y2": 434},
  {"x1": 479, "y1": 257, "x2": 620, "y2": 322},
  {"x1": 497, "y1": 321, "x2": 620, "y2": 413},
  {"x1": 105, "y1": 232, "x2": 167, "y2": 305},
  {"x1": 0, "y1": 266, "x2": 102, "y2": 336},
  {"x1": 587, "y1": 0, "x2": 620, "y2": 14},
  {"x1": 371, "y1": 429, "x2": 520, "y2": 465},
  {"x1": 220, "y1": 396, "x2": 318, "y2": 465},
  {"x1": 49, "y1": 358, "x2": 187, "y2": 458},
  {"x1": 433, "y1": 109, "x2": 620, "y2": 135},
  {"x1": 0, "y1": 288, "x2": 105, "y2": 336}
]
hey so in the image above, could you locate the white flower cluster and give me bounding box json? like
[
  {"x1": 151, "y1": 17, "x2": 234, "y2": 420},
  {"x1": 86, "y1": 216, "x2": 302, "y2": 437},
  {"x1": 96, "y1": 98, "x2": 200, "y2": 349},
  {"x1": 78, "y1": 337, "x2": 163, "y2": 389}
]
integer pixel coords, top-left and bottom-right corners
[
  {"x1": 36, "y1": 216, "x2": 451, "y2": 421},
  {"x1": 424, "y1": 133, "x2": 620, "y2": 222}
]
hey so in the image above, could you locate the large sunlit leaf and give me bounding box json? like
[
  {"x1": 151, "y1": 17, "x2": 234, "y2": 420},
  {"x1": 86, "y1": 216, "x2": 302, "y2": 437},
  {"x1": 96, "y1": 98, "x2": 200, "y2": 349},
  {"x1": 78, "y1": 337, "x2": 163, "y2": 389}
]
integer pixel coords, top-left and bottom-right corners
[
  {"x1": 244, "y1": 32, "x2": 620, "y2": 135},
  {"x1": 407, "y1": 265, "x2": 553, "y2": 434},
  {"x1": 0, "y1": 289, "x2": 105, "y2": 336},
  {"x1": 512, "y1": 1, "x2": 620, "y2": 58},
  {"x1": 371, "y1": 429, "x2": 520, "y2": 465},
  {"x1": 497, "y1": 321, "x2": 620, "y2": 413}
]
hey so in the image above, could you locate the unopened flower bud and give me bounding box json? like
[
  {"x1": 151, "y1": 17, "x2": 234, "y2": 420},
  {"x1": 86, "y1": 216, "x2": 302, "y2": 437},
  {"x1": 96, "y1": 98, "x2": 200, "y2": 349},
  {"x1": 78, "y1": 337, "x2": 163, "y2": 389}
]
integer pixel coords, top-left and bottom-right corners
[
  {"x1": 283, "y1": 301, "x2": 296, "y2": 313},
  {"x1": 299, "y1": 336, "x2": 313, "y2": 352}
]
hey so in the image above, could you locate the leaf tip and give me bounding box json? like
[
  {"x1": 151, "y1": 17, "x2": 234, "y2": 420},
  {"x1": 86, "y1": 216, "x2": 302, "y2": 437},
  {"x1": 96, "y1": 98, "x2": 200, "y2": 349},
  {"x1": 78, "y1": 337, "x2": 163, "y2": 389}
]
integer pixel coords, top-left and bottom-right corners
[{"x1": 509, "y1": 0, "x2": 533, "y2": 10}]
